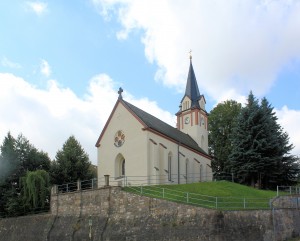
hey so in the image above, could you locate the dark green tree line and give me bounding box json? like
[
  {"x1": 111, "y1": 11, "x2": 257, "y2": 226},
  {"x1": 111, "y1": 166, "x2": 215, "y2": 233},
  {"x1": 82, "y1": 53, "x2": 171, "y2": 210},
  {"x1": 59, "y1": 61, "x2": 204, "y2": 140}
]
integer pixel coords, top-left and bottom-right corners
[
  {"x1": 0, "y1": 133, "x2": 51, "y2": 216},
  {"x1": 0, "y1": 132, "x2": 93, "y2": 217}
]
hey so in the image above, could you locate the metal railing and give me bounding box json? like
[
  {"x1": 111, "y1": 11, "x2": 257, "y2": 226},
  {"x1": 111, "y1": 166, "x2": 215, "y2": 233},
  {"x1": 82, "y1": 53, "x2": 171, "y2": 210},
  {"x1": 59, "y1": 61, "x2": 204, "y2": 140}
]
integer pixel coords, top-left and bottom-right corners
[
  {"x1": 124, "y1": 185, "x2": 272, "y2": 210},
  {"x1": 54, "y1": 178, "x2": 98, "y2": 194},
  {"x1": 277, "y1": 185, "x2": 300, "y2": 196},
  {"x1": 52, "y1": 177, "x2": 299, "y2": 211}
]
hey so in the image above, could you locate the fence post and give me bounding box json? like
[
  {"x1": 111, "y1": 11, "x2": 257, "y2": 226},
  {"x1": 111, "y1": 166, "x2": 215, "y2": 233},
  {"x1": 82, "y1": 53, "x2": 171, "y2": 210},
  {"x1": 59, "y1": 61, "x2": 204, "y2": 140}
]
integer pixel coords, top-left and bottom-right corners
[
  {"x1": 186, "y1": 192, "x2": 189, "y2": 204},
  {"x1": 243, "y1": 198, "x2": 246, "y2": 209},
  {"x1": 162, "y1": 188, "x2": 165, "y2": 198},
  {"x1": 141, "y1": 186, "x2": 143, "y2": 194},
  {"x1": 77, "y1": 179, "x2": 81, "y2": 191},
  {"x1": 277, "y1": 186, "x2": 279, "y2": 196},
  {"x1": 66, "y1": 183, "x2": 69, "y2": 192},
  {"x1": 216, "y1": 197, "x2": 218, "y2": 209},
  {"x1": 290, "y1": 186, "x2": 292, "y2": 195},
  {"x1": 104, "y1": 175, "x2": 110, "y2": 187},
  {"x1": 51, "y1": 185, "x2": 57, "y2": 195}
]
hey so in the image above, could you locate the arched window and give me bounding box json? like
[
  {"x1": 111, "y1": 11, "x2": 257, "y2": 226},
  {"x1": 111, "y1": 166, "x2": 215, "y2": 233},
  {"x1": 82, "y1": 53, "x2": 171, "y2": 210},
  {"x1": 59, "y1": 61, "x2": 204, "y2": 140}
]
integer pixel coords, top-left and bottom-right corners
[
  {"x1": 168, "y1": 152, "x2": 172, "y2": 181},
  {"x1": 185, "y1": 159, "x2": 189, "y2": 183},
  {"x1": 121, "y1": 159, "x2": 125, "y2": 176},
  {"x1": 199, "y1": 164, "x2": 202, "y2": 182}
]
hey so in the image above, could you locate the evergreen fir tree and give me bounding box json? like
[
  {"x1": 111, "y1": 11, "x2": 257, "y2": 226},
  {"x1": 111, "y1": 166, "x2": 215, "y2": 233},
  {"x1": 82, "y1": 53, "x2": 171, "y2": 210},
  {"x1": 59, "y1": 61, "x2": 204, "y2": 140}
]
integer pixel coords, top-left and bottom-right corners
[
  {"x1": 229, "y1": 92, "x2": 299, "y2": 188},
  {"x1": 261, "y1": 97, "x2": 299, "y2": 187},
  {"x1": 51, "y1": 135, "x2": 93, "y2": 185},
  {"x1": 229, "y1": 92, "x2": 265, "y2": 186}
]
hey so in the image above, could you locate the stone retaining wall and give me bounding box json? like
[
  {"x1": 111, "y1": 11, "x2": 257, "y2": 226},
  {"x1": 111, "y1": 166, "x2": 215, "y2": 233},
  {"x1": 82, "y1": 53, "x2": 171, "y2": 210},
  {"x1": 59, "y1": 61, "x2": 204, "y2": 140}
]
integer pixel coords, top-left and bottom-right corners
[{"x1": 0, "y1": 187, "x2": 299, "y2": 241}]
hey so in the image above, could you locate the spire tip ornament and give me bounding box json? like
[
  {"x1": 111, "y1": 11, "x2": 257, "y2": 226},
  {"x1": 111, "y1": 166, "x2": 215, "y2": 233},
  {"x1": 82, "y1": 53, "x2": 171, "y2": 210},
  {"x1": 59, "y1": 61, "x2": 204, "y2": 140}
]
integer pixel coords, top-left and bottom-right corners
[{"x1": 189, "y1": 49, "x2": 192, "y2": 61}]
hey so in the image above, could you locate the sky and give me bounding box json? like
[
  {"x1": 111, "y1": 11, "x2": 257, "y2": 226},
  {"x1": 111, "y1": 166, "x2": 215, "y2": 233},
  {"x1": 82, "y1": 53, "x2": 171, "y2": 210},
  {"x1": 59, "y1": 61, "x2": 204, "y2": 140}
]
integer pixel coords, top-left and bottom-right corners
[{"x1": 1, "y1": 0, "x2": 300, "y2": 165}]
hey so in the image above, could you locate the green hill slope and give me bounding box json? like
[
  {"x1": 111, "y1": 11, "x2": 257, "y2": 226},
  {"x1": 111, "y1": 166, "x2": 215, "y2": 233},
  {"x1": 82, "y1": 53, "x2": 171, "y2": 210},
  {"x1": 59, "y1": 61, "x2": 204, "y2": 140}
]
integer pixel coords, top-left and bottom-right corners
[
  {"x1": 159, "y1": 180, "x2": 277, "y2": 198},
  {"x1": 124, "y1": 181, "x2": 278, "y2": 210}
]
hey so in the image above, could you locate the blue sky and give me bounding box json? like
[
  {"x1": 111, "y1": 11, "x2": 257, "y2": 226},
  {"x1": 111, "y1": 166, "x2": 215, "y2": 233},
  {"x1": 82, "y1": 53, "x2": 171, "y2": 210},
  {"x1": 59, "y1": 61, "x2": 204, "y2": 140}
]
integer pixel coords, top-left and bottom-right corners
[{"x1": 1, "y1": 0, "x2": 300, "y2": 164}]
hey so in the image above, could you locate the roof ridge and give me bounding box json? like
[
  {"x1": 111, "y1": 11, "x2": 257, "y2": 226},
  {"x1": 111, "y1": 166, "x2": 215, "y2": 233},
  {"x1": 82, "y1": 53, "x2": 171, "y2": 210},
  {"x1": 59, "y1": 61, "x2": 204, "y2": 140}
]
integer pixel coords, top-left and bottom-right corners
[{"x1": 122, "y1": 99, "x2": 208, "y2": 156}]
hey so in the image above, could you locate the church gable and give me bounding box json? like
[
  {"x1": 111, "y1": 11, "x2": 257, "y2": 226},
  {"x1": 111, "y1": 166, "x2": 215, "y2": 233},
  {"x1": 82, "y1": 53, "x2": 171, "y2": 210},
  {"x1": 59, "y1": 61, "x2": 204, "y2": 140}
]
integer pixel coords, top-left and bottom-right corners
[{"x1": 95, "y1": 100, "x2": 147, "y2": 148}]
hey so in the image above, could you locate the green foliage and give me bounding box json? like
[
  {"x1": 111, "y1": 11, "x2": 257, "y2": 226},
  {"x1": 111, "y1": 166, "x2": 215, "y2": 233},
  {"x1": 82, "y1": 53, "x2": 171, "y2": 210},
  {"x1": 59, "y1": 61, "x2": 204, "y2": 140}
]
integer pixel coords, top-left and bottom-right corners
[
  {"x1": 21, "y1": 170, "x2": 50, "y2": 209},
  {"x1": 3, "y1": 187, "x2": 24, "y2": 217},
  {"x1": 0, "y1": 132, "x2": 18, "y2": 184},
  {"x1": 208, "y1": 100, "x2": 241, "y2": 175},
  {"x1": 229, "y1": 92, "x2": 300, "y2": 188},
  {"x1": 0, "y1": 132, "x2": 51, "y2": 217},
  {"x1": 89, "y1": 164, "x2": 98, "y2": 179},
  {"x1": 51, "y1": 135, "x2": 92, "y2": 184}
]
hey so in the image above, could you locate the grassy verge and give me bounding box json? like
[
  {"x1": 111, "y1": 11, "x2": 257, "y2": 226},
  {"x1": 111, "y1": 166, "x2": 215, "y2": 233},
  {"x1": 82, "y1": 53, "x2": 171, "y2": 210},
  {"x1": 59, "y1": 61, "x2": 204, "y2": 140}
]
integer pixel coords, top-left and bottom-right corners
[{"x1": 123, "y1": 181, "x2": 278, "y2": 210}]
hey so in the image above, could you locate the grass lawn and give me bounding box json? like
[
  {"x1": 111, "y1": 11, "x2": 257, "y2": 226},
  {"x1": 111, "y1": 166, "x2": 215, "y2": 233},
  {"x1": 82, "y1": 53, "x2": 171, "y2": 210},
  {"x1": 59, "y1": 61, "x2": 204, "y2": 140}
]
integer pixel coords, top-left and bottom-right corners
[
  {"x1": 158, "y1": 181, "x2": 277, "y2": 198},
  {"x1": 123, "y1": 181, "x2": 278, "y2": 210}
]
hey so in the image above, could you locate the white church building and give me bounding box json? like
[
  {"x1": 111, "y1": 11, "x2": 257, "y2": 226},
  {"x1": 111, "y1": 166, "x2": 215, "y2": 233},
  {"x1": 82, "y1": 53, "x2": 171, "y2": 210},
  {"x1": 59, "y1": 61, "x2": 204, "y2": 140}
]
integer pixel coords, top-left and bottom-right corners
[{"x1": 96, "y1": 57, "x2": 212, "y2": 186}]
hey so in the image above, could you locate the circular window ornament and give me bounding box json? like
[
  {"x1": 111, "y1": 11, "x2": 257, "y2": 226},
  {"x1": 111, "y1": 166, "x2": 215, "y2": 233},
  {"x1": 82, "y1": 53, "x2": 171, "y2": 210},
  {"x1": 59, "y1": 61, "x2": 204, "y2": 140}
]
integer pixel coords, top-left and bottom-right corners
[{"x1": 114, "y1": 130, "x2": 125, "y2": 147}]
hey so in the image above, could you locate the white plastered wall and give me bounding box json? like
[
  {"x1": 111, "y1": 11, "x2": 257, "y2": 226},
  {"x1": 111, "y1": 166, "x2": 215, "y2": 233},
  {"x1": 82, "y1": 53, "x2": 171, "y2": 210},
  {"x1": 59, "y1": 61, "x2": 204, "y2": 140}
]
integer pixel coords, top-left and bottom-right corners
[
  {"x1": 97, "y1": 102, "x2": 148, "y2": 186},
  {"x1": 147, "y1": 131, "x2": 212, "y2": 185}
]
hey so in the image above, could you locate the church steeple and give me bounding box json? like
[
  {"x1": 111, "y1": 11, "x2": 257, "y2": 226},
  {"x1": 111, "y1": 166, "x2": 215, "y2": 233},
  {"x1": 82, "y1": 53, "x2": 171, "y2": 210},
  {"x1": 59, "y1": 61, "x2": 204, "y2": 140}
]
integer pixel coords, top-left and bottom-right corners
[
  {"x1": 184, "y1": 57, "x2": 201, "y2": 109},
  {"x1": 176, "y1": 54, "x2": 208, "y2": 153}
]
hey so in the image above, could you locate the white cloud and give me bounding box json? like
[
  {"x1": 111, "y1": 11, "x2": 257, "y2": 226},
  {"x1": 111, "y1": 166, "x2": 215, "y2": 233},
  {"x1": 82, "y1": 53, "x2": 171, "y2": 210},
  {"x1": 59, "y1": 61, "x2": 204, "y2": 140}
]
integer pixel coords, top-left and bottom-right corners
[
  {"x1": 92, "y1": 0, "x2": 300, "y2": 101},
  {"x1": 40, "y1": 59, "x2": 51, "y2": 77},
  {"x1": 1, "y1": 57, "x2": 21, "y2": 69},
  {"x1": 26, "y1": 1, "x2": 48, "y2": 16},
  {"x1": 276, "y1": 106, "x2": 300, "y2": 157},
  {"x1": 0, "y1": 73, "x2": 175, "y2": 164},
  {"x1": 0, "y1": 73, "x2": 298, "y2": 166}
]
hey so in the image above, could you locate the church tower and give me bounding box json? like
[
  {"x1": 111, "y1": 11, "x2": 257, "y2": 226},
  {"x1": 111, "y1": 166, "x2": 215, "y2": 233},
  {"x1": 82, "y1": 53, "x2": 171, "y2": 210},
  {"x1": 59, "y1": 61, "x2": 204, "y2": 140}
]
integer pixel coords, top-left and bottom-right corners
[{"x1": 176, "y1": 55, "x2": 208, "y2": 153}]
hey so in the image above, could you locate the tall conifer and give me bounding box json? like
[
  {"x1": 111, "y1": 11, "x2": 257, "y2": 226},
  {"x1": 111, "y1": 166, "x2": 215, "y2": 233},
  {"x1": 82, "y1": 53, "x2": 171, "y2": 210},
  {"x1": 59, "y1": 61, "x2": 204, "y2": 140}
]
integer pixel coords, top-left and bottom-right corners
[{"x1": 229, "y1": 92, "x2": 299, "y2": 188}]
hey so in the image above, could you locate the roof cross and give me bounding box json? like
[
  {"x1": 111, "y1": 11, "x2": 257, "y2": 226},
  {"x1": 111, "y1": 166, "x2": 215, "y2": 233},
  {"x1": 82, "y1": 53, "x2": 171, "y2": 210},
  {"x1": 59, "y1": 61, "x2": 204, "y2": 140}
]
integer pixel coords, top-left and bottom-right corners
[{"x1": 118, "y1": 87, "x2": 123, "y2": 99}]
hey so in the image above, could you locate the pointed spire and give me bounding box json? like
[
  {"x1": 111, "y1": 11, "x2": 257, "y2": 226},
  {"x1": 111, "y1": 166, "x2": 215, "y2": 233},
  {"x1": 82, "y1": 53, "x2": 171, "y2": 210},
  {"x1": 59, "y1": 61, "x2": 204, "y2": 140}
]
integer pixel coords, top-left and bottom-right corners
[{"x1": 184, "y1": 55, "x2": 201, "y2": 108}]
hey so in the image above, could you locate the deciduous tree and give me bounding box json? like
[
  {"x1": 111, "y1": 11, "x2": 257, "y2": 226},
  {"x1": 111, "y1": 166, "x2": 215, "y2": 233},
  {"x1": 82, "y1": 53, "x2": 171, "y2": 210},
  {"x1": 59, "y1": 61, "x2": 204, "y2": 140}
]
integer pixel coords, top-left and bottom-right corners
[
  {"x1": 21, "y1": 170, "x2": 50, "y2": 210},
  {"x1": 208, "y1": 100, "x2": 241, "y2": 178}
]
